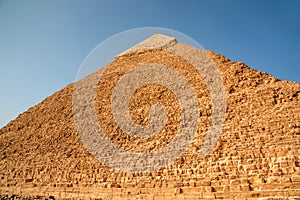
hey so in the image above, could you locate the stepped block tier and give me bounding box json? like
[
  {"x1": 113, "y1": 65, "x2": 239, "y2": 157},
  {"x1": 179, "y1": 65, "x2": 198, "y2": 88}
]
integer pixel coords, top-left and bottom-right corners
[{"x1": 0, "y1": 34, "x2": 300, "y2": 199}]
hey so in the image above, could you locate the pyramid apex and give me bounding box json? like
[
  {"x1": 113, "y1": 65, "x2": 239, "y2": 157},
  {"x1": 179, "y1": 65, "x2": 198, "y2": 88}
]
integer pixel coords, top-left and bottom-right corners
[{"x1": 117, "y1": 34, "x2": 177, "y2": 57}]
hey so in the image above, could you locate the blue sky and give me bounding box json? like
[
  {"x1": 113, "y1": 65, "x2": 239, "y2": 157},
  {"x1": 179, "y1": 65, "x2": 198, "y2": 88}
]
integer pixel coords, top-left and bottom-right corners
[{"x1": 0, "y1": 0, "x2": 299, "y2": 128}]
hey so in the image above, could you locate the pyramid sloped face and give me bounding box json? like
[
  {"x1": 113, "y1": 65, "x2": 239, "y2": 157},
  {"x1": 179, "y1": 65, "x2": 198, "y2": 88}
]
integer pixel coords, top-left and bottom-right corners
[{"x1": 0, "y1": 35, "x2": 300, "y2": 199}]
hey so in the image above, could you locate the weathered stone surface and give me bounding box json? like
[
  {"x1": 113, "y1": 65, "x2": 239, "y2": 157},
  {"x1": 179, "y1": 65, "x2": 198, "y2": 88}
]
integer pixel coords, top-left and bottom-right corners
[{"x1": 0, "y1": 34, "x2": 300, "y2": 199}]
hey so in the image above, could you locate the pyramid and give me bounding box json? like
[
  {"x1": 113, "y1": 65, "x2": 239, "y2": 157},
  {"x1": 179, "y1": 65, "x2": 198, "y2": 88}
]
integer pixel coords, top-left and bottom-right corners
[{"x1": 0, "y1": 34, "x2": 300, "y2": 199}]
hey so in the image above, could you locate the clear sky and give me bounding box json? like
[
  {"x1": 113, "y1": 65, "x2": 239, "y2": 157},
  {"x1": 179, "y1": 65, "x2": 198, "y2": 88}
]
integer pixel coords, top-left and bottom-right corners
[{"x1": 0, "y1": 0, "x2": 299, "y2": 128}]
